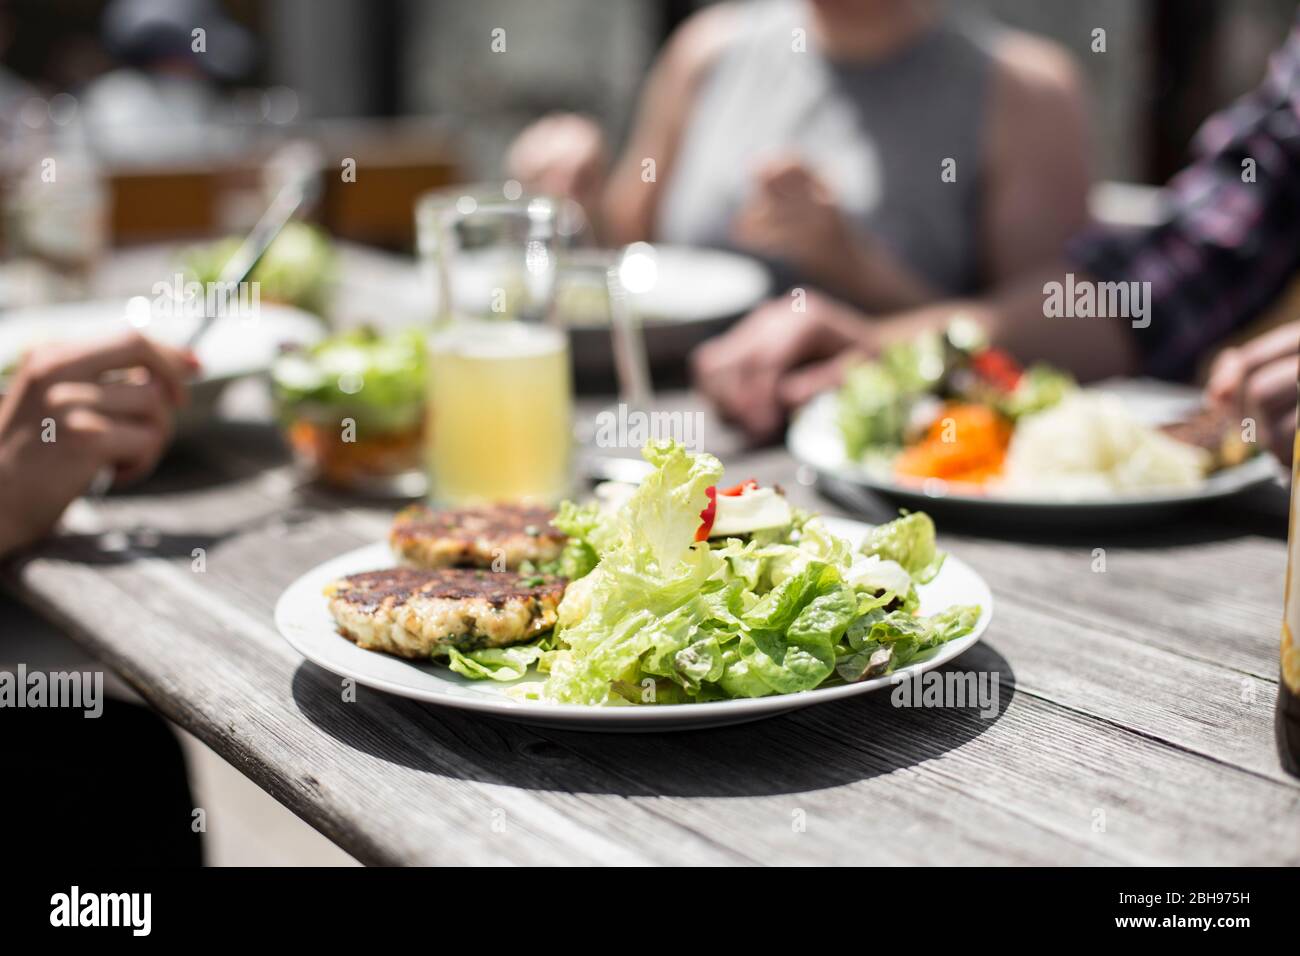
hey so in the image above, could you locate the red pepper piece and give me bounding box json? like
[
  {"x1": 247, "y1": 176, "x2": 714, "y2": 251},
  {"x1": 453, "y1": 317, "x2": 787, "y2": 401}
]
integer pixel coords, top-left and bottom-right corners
[
  {"x1": 971, "y1": 348, "x2": 1023, "y2": 391},
  {"x1": 695, "y1": 485, "x2": 718, "y2": 541},
  {"x1": 719, "y1": 479, "x2": 758, "y2": 496}
]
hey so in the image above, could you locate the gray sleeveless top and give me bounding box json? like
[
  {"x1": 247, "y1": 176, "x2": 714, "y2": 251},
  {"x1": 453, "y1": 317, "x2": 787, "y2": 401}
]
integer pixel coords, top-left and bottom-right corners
[{"x1": 656, "y1": 2, "x2": 998, "y2": 296}]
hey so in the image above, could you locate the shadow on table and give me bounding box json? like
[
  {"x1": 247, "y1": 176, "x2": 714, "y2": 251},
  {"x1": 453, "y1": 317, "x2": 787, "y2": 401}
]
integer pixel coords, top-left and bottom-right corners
[
  {"x1": 21, "y1": 420, "x2": 333, "y2": 567},
  {"x1": 816, "y1": 476, "x2": 1289, "y2": 547},
  {"x1": 114, "y1": 422, "x2": 292, "y2": 497},
  {"x1": 290, "y1": 641, "x2": 1015, "y2": 798},
  {"x1": 29, "y1": 528, "x2": 238, "y2": 566},
  {"x1": 27, "y1": 506, "x2": 319, "y2": 567}
]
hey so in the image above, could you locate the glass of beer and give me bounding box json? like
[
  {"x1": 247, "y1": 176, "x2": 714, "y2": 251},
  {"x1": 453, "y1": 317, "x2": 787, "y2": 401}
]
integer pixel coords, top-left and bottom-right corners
[{"x1": 417, "y1": 187, "x2": 573, "y2": 506}]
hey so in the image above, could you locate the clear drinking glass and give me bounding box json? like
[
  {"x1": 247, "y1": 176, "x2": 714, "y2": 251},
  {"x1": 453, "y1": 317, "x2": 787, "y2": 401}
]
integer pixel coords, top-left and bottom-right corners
[
  {"x1": 2, "y1": 116, "x2": 108, "y2": 302},
  {"x1": 417, "y1": 186, "x2": 574, "y2": 506}
]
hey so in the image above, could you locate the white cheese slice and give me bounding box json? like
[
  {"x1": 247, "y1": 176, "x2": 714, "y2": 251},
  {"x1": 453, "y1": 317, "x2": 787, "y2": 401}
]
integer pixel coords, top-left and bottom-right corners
[
  {"x1": 709, "y1": 487, "x2": 793, "y2": 537},
  {"x1": 845, "y1": 555, "x2": 913, "y2": 599}
]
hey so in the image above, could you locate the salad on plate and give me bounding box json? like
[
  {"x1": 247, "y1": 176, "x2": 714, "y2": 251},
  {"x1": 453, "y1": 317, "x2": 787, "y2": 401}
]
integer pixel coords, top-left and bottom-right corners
[
  {"x1": 835, "y1": 322, "x2": 1252, "y2": 498},
  {"x1": 439, "y1": 441, "x2": 981, "y2": 705},
  {"x1": 183, "y1": 221, "x2": 335, "y2": 315}
]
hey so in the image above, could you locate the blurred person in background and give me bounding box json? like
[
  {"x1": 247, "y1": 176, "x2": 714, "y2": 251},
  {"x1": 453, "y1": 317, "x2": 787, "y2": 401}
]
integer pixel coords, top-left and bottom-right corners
[
  {"x1": 507, "y1": 0, "x2": 1090, "y2": 313},
  {"x1": 695, "y1": 13, "x2": 1300, "y2": 464},
  {"x1": 80, "y1": 0, "x2": 253, "y2": 160}
]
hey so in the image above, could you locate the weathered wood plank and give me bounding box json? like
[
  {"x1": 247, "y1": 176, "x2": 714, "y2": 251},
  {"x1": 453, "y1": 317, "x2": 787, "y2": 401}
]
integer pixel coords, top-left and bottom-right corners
[
  {"x1": 951, "y1": 535, "x2": 1286, "y2": 679},
  {"x1": 14, "y1": 544, "x2": 1300, "y2": 865}
]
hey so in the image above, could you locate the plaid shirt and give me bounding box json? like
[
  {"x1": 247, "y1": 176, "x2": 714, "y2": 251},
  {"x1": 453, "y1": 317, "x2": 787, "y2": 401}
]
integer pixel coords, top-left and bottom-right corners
[{"x1": 1069, "y1": 18, "x2": 1300, "y2": 381}]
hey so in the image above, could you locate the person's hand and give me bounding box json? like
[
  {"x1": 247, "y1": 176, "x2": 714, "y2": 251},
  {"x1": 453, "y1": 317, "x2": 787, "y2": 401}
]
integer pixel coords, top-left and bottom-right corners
[
  {"x1": 1205, "y1": 321, "x2": 1300, "y2": 465},
  {"x1": 0, "y1": 331, "x2": 197, "y2": 556},
  {"x1": 731, "y1": 156, "x2": 853, "y2": 278},
  {"x1": 505, "y1": 113, "x2": 608, "y2": 220},
  {"x1": 691, "y1": 290, "x2": 875, "y2": 442}
]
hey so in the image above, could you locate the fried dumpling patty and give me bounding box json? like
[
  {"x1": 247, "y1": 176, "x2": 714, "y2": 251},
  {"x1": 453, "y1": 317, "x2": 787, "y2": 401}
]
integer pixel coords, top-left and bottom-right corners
[{"x1": 326, "y1": 567, "x2": 565, "y2": 659}]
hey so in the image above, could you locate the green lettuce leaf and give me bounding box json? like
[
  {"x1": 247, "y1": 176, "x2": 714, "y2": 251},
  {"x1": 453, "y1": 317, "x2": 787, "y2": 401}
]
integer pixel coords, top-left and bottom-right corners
[
  {"x1": 543, "y1": 441, "x2": 724, "y2": 704},
  {"x1": 860, "y1": 512, "x2": 945, "y2": 584},
  {"x1": 998, "y1": 364, "x2": 1075, "y2": 420},
  {"x1": 839, "y1": 604, "x2": 981, "y2": 680},
  {"x1": 729, "y1": 563, "x2": 856, "y2": 696},
  {"x1": 546, "y1": 502, "x2": 600, "y2": 579},
  {"x1": 836, "y1": 335, "x2": 945, "y2": 460},
  {"x1": 447, "y1": 643, "x2": 546, "y2": 682},
  {"x1": 710, "y1": 516, "x2": 852, "y2": 594},
  {"x1": 835, "y1": 642, "x2": 893, "y2": 682}
]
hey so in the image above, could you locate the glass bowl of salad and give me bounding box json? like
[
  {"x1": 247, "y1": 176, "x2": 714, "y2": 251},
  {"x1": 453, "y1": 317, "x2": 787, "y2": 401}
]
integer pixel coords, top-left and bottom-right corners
[{"x1": 272, "y1": 326, "x2": 426, "y2": 495}]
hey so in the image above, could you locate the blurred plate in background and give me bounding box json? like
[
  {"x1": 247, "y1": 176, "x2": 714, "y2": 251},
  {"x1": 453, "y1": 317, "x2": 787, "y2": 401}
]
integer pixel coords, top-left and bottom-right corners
[
  {"x1": 0, "y1": 298, "x2": 324, "y2": 427},
  {"x1": 557, "y1": 244, "x2": 770, "y2": 381},
  {"x1": 789, "y1": 386, "x2": 1282, "y2": 525}
]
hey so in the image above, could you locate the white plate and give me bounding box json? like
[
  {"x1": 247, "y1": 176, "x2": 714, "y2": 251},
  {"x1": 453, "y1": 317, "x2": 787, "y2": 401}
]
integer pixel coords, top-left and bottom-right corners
[
  {"x1": 614, "y1": 245, "x2": 771, "y2": 326},
  {"x1": 274, "y1": 515, "x2": 993, "y2": 732},
  {"x1": 0, "y1": 297, "x2": 323, "y2": 429},
  {"x1": 789, "y1": 389, "x2": 1281, "y2": 519},
  {"x1": 0, "y1": 298, "x2": 323, "y2": 385},
  {"x1": 554, "y1": 245, "x2": 771, "y2": 326},
  {"x1": 559, "y1": 245, "x2": 771, "y2": 377}
]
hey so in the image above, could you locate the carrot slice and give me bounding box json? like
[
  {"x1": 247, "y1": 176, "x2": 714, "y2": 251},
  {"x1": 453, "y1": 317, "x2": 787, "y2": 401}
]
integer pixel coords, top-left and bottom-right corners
[{"x1": 894, "y1": 404, "x2": 1011, "y2": 485}]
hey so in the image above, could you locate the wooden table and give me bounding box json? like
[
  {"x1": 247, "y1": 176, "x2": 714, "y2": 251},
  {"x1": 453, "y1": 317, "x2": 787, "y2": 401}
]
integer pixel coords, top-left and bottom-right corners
[{"x1": 4, "y1": 385, "x2": 1299, "y2": 866}]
